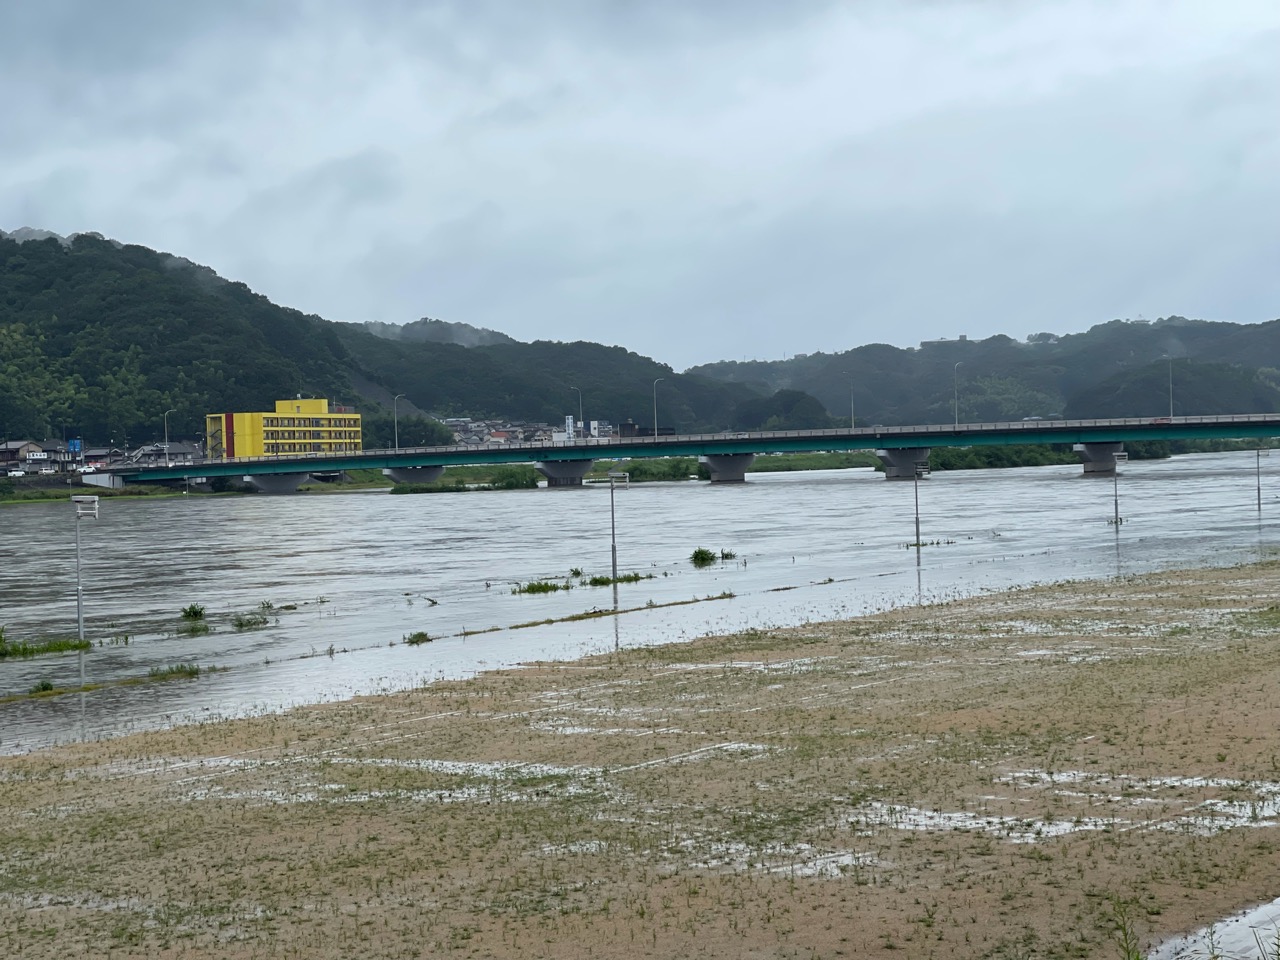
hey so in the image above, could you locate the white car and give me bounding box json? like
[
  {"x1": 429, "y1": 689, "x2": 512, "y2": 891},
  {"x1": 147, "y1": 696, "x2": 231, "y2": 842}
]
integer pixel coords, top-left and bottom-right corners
[
  {"x1": 6, "y1": 469, "x2": 24, "y2": 478},
  {"x1": 39, "y1": 467, "x2": 57, "y2": 475}
]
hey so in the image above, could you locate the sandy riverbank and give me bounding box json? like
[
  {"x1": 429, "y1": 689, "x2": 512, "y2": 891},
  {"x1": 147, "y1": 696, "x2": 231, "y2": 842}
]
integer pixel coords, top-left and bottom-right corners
[{"x1": 3, "y1": 561, "x2": 1280, "y2": 958}]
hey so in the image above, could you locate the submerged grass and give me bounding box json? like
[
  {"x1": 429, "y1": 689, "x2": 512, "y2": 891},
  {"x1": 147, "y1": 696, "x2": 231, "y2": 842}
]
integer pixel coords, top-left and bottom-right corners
[
  {"x1": 509, "y1": 590, "x2": 736, "y2": 630},
  {"x1": 0, "y1": 633, "x2": 91, "y2": 659},
  {"x1": 513, "y1": 580, "x2": 571, "y2": 595},
  {"x1": 690, "y1": 547, "x2": 716, "y2": 568},
  {"x1": 147, "y1": 663, "x2": 200, "y2": 680},
  {"x1": 584, "y1": 572, "x2": 653, "y2": 587}
]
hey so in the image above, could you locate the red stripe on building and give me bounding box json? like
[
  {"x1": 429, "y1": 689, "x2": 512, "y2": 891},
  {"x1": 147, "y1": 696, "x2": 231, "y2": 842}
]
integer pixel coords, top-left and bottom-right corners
[{"x1": 224, "y1": 413, "x2": 235, "y2": 458}]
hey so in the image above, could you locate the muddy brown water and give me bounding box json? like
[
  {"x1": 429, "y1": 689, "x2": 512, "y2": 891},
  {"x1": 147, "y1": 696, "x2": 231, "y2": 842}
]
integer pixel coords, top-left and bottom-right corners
[{"x1": 1, "y1": 450, "x2": 1275, "y2": 753}]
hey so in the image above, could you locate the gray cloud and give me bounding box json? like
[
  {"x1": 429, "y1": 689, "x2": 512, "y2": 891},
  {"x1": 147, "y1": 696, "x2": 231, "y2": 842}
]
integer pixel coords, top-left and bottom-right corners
[{"x1": 3, "y1": 1, "x2": 1279, "y2": 368}]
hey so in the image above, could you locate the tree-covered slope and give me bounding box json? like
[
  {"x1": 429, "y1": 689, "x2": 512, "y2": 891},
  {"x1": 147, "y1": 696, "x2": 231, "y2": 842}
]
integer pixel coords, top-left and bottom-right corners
[
  {"x1": 331, "y1": 330, "x2": 760, "y2": 431},
  {"x1": 689, "y1": 316, "x2": 1280, "y2": 425},
  {"x1": 0, "y1": 231, "x2": 765, "y2": 445},
  {"x1": 0, "y1": 233, "x2": 359, "y2": 444}
]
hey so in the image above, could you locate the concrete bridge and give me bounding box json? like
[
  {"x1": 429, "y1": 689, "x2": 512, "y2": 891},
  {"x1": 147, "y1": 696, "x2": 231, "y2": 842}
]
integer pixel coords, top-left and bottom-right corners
[{"x1": 85, "y1": 414, "x2": 1280, "y2": 493}]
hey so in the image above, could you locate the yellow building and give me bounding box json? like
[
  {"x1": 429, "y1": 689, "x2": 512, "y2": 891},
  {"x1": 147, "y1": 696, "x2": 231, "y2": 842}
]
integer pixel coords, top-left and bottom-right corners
[{"x1": 205, "y1": 398, "x2": 362, "y2": 459}]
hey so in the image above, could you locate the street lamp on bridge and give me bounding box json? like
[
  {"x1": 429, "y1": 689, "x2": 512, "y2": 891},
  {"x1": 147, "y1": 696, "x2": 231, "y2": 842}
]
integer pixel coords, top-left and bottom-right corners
[
  {"x1": 163, "y1": 408, "x2": 177, "y2": 467},
  {"x1": 652, "y1": 378, "x2": 665, "y2": 437},
  {"x1": 393, "y1": 394, "x2": 406, "y2": 450},
  {"x1": 953, "y1": 362, "x2": 963, "y2": 429},
  {"x1": 571, "y1": 386, "x2": 583, "y2": 438}
]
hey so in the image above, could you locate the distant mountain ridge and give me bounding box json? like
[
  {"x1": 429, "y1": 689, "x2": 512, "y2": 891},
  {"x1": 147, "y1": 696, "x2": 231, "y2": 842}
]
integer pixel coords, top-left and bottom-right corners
[
  {"x1": 0, "y1": 226, "x2": 77, "y2": 245},
  {"x1": 360, "y1": 317, "x2": 518, "y2": 348},
  {"x1": 687, "y1": 316, "x2": 1280, "y2": 424}
]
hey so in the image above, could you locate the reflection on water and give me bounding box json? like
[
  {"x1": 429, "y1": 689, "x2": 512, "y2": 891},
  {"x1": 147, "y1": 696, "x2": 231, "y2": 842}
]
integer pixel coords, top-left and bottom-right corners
[{"x1": 0, "y1": 451, "x2": 1274, "y2": 753}]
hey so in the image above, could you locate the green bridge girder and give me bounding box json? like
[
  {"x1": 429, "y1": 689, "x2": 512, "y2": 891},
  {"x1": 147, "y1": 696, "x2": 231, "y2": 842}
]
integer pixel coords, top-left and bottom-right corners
[{"x1": 107, "y1": 414, "x2": 1280, "y2": 483}]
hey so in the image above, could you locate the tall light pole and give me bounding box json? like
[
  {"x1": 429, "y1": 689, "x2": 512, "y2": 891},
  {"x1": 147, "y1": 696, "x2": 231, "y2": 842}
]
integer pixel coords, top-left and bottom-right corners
[
  {"x1": 72, "y1": 495, "x2": 99, "y2": 690},
  {"x1": 1165, "y1": 355, "x2": 1174, "y2": 419},
  {"x1": 953, "y1": 362, "x2": 963, "y2": 429},
  {"x1": 1257, "y1": 448, "x2": 1264, "y2": 513},
  {"x1": 609, "y1": 472, "x2": 619, "y2": 582},
  {"x1": 652, "y1": 377, "x2": 665, "y2": 436},
  {"x1": 571, "y1": 386, "x2": 583, "y2": 438},
  {"x1": 393, "y1": 394, "x2": 406, "y2": 450},
  {"x1": 913, "y1": 465, "x2": 922, "y2": 549},
  {"x1": 850, "y1": 378, "x2": 856, "y2": 430},
  {"x1": 163, "y1": 408, "x2": 176, "y2": 467}
]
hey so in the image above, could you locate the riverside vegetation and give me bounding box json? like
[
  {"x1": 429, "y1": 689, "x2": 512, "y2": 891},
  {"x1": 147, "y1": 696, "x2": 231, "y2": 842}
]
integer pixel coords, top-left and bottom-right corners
[
  {"x1": 3, "y1": 561, "x2": 1280, "y2": 958},
  {"x1": 0, "y1": 626, "x2": 89, "y2": 659}
]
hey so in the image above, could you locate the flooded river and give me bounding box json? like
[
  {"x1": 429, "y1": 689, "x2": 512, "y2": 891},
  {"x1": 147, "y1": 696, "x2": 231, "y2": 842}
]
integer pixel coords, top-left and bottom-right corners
[{"x1": 1, "y1": 450, "x2": 1275, "y2": 753}]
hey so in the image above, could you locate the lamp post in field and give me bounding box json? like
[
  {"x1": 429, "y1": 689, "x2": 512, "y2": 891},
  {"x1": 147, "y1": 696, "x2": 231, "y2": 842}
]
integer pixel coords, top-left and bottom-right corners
[{"x1": 72, "y1": 495, "x2": 99, "y2": 689}]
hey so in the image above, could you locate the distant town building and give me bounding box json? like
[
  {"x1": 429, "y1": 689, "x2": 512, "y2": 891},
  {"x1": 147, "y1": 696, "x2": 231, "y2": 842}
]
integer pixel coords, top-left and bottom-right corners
[{"x1": 204, "y1": 398, "x2": 362, "y2": 459}]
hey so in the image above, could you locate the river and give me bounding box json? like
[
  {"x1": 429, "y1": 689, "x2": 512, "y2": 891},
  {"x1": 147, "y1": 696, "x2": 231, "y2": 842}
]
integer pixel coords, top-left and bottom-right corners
[{"x1": 0, "y1": 450, "x2": 1274, "y2": 754}]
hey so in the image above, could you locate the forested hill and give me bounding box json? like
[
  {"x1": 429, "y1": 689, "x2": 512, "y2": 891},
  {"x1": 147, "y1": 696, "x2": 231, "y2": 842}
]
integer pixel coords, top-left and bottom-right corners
[
  {"x1": 688, "y1": 318, "x2": 1280, "y2": 425},
  {"x1": 0, "y1": 232, "x2": 360, "y2": 445},
  {"x1": 0, "y1": 231, "x2": 760, "y2": 445}
]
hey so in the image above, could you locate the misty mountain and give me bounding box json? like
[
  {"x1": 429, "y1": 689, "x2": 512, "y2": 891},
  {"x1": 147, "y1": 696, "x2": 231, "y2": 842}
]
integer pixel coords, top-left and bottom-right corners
[
  {"x1": 689, "y1": 318, "x2": 1280, "y2": 425},
  {"x1": 359, "y1": 317, "x2": 518, "y2": 348}
]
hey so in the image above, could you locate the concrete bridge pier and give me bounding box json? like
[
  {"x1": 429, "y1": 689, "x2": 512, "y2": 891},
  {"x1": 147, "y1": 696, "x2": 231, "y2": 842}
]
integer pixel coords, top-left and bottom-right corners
[
  {"x1": 534, "y1": 460, "x2": 594, "y2": 487},
  {"x1": 875, "y1": 447, "x2": 931, "y2": 480},
  {"x1": 698, "y1": 453, "x2": 756, "y2": 483},
  {"x1": 383, "y1": 466, "x2": 446, "y2": 484},
  {"x1": 246, "y1": 473, "x2": 310, "y2": 494},
  {"x1": 1073, "y1": 442, "x2": 1125, "y2": 476}
]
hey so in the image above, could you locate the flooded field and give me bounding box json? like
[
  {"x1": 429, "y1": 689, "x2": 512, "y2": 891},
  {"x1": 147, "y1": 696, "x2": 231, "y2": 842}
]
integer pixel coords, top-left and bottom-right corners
[
  {"x1": 3, "y1": 559, "x2": 1280, "y2": 959},
  {"x1": 1, "y1": 450, "x2": 1276, "y2": 752}
]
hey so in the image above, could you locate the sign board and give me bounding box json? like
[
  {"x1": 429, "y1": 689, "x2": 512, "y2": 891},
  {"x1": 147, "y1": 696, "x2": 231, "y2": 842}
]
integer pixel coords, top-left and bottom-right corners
[
  {"x1": 68, "y1": 439, "x2": 82, "y2": 454},
  {"x1": 27, "y1": 451, "x2": 49, "y2": 460},
  {"x1": 1114, "y1": 452, "x2": 1129, "y2": 464}
]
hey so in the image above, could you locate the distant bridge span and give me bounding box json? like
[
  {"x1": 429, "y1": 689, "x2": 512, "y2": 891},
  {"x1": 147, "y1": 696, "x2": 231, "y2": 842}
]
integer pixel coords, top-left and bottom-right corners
[{"x1": 87, "y1": 414, "x2": 1280, "y2": 490}]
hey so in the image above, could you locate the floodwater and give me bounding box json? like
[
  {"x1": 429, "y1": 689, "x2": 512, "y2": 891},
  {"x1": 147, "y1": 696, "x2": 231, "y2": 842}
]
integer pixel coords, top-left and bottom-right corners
[
  {"x1": 0, "y1": 450, "x2": 1275, "y2": 754},
  {"x1": 1148, "y1": 895, "x2": 1280, "y2": 959}
]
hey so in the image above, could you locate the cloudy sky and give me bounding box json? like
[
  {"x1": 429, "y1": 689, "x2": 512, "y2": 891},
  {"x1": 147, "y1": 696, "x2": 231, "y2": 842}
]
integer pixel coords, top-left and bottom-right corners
[{"x1": 4, "y1": 1, "x2": 1279, "y2": 369}]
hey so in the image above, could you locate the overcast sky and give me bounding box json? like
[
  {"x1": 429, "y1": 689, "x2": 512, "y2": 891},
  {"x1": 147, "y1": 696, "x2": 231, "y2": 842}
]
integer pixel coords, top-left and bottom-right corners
[{"x1": 4, "y1": 1, "x2": 1279, "y2": 369}]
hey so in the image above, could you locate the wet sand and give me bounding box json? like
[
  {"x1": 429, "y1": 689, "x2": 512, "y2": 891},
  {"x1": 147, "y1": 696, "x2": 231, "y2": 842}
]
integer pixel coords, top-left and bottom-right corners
[{"x1": 3, "y1": 561, "x2": 1280, "y2": 958}]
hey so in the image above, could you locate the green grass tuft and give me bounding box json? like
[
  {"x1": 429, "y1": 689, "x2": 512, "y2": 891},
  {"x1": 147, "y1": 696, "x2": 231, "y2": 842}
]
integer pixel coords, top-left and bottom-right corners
[
  {"x1": 690, "y1": 547, "x2": 717, "y2": 568},
  {"x1": 513, "y1": 580, "x2": 571, "y2": 595}
]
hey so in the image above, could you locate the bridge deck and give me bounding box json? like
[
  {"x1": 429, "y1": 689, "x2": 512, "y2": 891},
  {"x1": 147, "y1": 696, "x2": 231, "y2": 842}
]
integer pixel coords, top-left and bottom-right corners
[{"x1": 102, "y1": 414, "x2": 1280, "y2": 482}]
